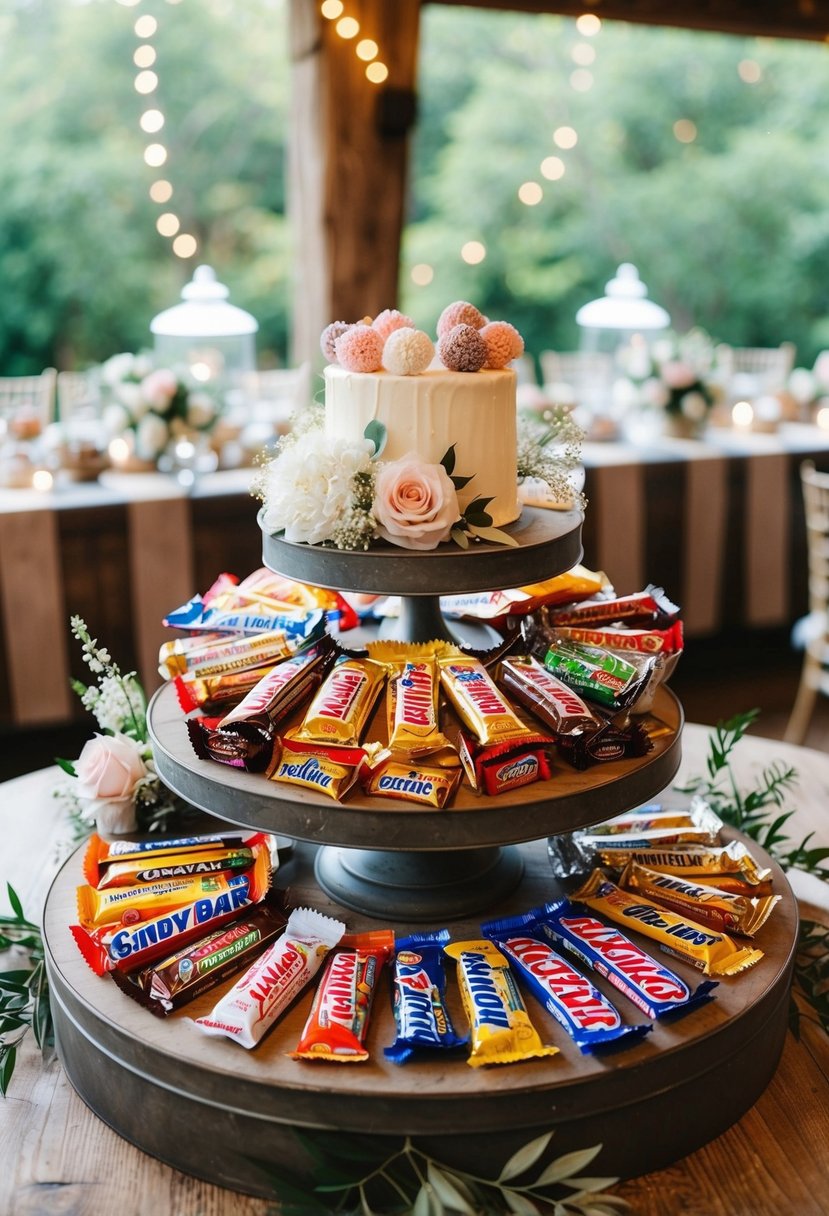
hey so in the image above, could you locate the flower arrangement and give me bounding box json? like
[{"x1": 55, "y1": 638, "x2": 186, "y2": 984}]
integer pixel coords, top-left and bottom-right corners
[
  {"x1": 253, "y1": 407, "x2": 583, "y2": 552},
  {"x1": 100, "y1": 352, "x2": 220, "y2": 466},
  {"x1": 613, "y1": 330, "x2": 724, "y2": 434},
  {"x1": 55, "y1": 617, "x2": 188, "y2": 836}
]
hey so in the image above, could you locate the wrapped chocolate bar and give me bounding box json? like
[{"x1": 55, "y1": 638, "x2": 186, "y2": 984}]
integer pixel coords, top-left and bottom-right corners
[
  {"x1": 482, "y1": 908, "x2": 651, "y2": 1053},
  {"x1": 284, "y1": 654, "x2": 385, "y2": 750},
  {"x1": 187, "y1": 637, "x2": 335, "y2": 772},
  {"x1": 549, "y1": 620, "x2": 684, "y2": 657},
  {"x1": 619, "y1": 860, "x2": 781, "y2": 937},
  {"x1": 572, "y1": 869, "x2": 763, "y2": 976},
  {"x1": 175, "y1": 665, "x2": 281, "y2": 715},
  {"x1": 438, "y1": 653, "x2": 554, "y2": 795},
  {"x1": 438, "y1": 565, "x2": 611, "y2": 625},
  {"x1": 443, "y1": 939, "x2": 559, "y2": 1067},
  {"x1": 158, "y1": 624, "x2": 325, "y2": 681},
  {"x1": 194, "y1": 906, "x2": 346, "y2": 1049},
  {"x1": 365, "y1": 641, "x2": 454, "y2": 761},
  {"x1": 291, "y1": 930, "x2": 395, "y2": 1062},
  {"x1": 83, "y1": 830, "x2": 263, "y2": 886},
  {"x1": 360, "y1": 751, "x2": 462, "y2": 808},
  {"x1": 71, "y1": 847, "x2": 272, "y2": 976},
  {"x1": 533, "y1": 899, "x2": 717, "y2": 1020},
  {"x1": 268, "y1": 744, "x2": 363, "y2": 801},
  {"x1": 545, "y1": 585, "x2": 680, "y2": 630},
  {"x1": 499, "y1": 655, "x2": 651, "y2": 770},
  {"x1": 111, "y1": 900, "x2": 288, "y2": 1016},
  {"x1": 76, "y1": 865, "x2": 270, "y2": 931},
  {"x1": 587, "y1": 800, "x2": 723, "y2": 838},
  {"x1": 94, "y1": 843, "x2": 262, "y2": 891},
  {"x1": 385, "y1": 929, "x2": 468, "y2": 1063},
  {"x1": 537, "y1": 638, "x2": 657, "y2": 714}
]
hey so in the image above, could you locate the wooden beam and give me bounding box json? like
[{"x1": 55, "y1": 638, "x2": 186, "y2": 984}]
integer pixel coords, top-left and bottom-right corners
[
  {"x1": 288, "y1": 0, "x2": 422, "y2": 368},
  {"x1": 425, "y1": 0, "x2": 829, "y2": 42}
]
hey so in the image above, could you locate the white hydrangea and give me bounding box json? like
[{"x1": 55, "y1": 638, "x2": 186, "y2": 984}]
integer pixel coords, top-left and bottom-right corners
[
  {"x1": 135, "y1": 412, "x2": 170, "y2": 460},
  {"x1": 261, "y1": 430, "x2": 374, "y2": 546}
]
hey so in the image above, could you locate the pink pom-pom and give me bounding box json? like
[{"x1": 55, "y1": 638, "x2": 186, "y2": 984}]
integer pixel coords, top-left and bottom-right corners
[
  {"x1": 436, "y1": 300, "x2": 487, "y2": 338},
  {"x1": 480, "y1": 320, "x2": 524, "y2": 369},
  {"x1": 320, "y1": 321, "x2": 353, "y2": 363},
  {"x1": 372, "y1": 309, "x2": 415, "y2": 344},
  {"x1": 382, "y1": 328, "x2": 434, "y2": 376},
  {"x1": 334, "y1": 324, "x2": 384, "y2": 373},
  {"x1": 437, "y1": 324, "x2": 487, "y2": 373}
]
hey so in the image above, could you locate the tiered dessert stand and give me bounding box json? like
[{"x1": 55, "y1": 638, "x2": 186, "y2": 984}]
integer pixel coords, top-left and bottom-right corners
[{"x1": 42, "y1": 505, "x2": 797, "y2": 1198}]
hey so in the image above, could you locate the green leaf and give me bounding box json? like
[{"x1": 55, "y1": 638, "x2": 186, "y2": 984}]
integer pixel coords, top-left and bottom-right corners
[
  {"x1": 440, "y1": 445, "x2": 457, "y2": 476},
  {"x1": 560, "y1": 1176, "x2": 621, "y2": 1193},
  {"x1": 413, "y1": 1186, "x2": 433, "y2": 1216},
  {"x1": 450, "y1": 474, "x2": 473, "y2": 490},
  {"x1": 426, "y1": 1163, "x2": 476, "y2": 1213},
  {"x1": 467, "y1": 525, "x2": 520, "y2": 547},
  {"x1": 450, "y1": 527, "x2": 469, "y2": 549},
  {"x1": 364, "y1": 420, "x2": 387, "y2": 460},
  {"x1": 55, "y1": 757, "x2": 77, "y2": 778},
  {"x1": 0, "y1": 1046, "x2": 16, "y2": 1096},
  {"x1": 6, "y1": 886, "x2": 24, "y2": 923},
  {"x1": 534, "y1": 1145, "x2": 603, "y2": 1186},
  {"x1": 499, "y1": 1131, "x2": 554, "y2": 1182},
  {"x1": 502, "y1": 1190, "x2": 541, "y2": 1214}
]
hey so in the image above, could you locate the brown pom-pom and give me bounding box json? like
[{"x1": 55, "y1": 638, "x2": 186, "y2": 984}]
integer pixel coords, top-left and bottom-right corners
[{"x1": 437, "y1": 323, "x2": 488, "y2": 373}]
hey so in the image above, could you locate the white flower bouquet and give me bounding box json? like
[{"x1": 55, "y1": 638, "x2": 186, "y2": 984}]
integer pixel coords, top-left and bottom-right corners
[{"x1": 100, "y1": 353, "x2": 220, "y2": 466}]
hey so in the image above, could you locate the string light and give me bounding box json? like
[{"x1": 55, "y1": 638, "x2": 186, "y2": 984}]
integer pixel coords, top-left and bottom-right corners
[
  {"x1": 738, "y1": 59, "x2": 762, "y2": 83},
  {"x1": 321, "y1": 2, "x2": 388, "y2": 85},
  {"x1": 540, "y1": 156, "x2": 565, "y2": 180},
  {"x1": 461, "y1": 241, "x2": 486, "y2": 265},
  {"x1": 673, "y1": 118, "x2": 697, "y2": 143},
  {"x1": 576, "y1": 13, "x2": 601, "y2": 35},
  {"x1": 518, "y1": 181, "x2": 543, "y2": 206},
  {"x1": 128, "y1": 9, "x2": 197, "y2": 260},
  {"x1": 553, "y1": 126, "x2": 578, "y2": 149},
  {"x1": 411, "y1": 264, "x2": 434, "y2": 287}
]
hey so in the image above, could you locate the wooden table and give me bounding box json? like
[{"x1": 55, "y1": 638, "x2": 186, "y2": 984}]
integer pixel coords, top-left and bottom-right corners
[{"x1": 2, "y1": 723, "x2": 829, "y2": 1215}]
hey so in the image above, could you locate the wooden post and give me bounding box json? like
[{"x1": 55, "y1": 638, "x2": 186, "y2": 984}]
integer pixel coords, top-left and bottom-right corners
[{"x1": 288, "y1": 0, "x2": 422, "y2": 367}]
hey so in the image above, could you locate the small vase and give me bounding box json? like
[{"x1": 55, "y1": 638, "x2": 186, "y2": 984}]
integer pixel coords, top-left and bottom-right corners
[{"x1": 663, "y1": 414, "x2": 705, "y2": 440}]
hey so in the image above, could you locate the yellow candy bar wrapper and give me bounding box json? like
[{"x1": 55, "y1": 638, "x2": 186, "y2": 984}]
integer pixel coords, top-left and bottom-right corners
[
  {"x1": 571, "y1": 869, "x2": 763, "y2": 977},
  {"x1": 267, "y1": 747, "x2": 361, "y2": 801},
  {"x1": 286, "y1": 656, "x2": 385, "y2": 748},
  {"x1": 365, "y1": 642, "x2": 454, "y2": 760},
  {"x1": 76, "y1": 863, "x2": 271, "y2": 932},
  {"x1": 438, "y1": 653, "x2": 537, "y2": 747},
  {"x1": 443, "y1": 939, "x2": 559, "y2": 1067},
  {"x1": 593, "y1": 841, "x2": 772, "y2": 885},
  {"x1": 688, "y1": 874, "x2": 775, "y2": 898},
  {"x1": 361, "y1": 753, "x2": 461, "y2": 808},
  {"x1": 619, "y1": 860, "x2": 781, "y2": 938},
  {"x1": 587, "y1": 802, "x2": 722, "y2": 837}
]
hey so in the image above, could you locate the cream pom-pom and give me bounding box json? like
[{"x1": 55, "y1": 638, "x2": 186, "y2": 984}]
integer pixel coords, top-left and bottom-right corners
[
  {"x1": 437, "y1": 323, "x2": 487, "y2": 373},
  {"x1": 480, "y1": 320, "x2": 524, "y2": 369},
  {"x1": 320, "y1": 321, "x2": 353, "y2": 363},
  {"x1": 436, "y1": 300, "x2": 487, "y2": 337},
  {"x1": 334, "y1": 324, "x2": 384, "y2": 372},
  {"x1": 372, "y1": 309, "x2": 416, "y2": 344},
  {"x1": 382, "y1": 327, "x2": 434, "y2": 376}
]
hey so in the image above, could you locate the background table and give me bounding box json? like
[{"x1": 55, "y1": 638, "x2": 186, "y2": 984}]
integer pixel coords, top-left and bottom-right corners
[
  {"x1": 2, "y1": 723, "x2": 829, "y2": 1216},
  {"x1": 3, "y1": 420, "x2": 829, "y2": 731}
]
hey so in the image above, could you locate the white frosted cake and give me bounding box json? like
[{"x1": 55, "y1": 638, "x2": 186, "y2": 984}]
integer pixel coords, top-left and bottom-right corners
[{"x1": 323, "y1": 365, "x2": 520, "y2": 528}]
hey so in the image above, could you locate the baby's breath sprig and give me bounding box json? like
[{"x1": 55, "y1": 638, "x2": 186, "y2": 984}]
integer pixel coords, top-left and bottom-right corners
[
  {"x1": 517, "y1": 408, "x2": 587, "y2": 512},
  {"x1": 69, "y1": 616, "x2": 146, "y2": 741}
]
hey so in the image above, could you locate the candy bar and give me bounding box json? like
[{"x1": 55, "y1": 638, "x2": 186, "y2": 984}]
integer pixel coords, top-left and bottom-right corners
[
  {"x1": 285, "y1": 655, "x2": 385, "y2": 749},
  {"x1": 482, "y1": 908, "x2": 651, "y2": 1053},
  {"x1": 93, "y1": 843, "x2": 262, "y2": 891},
  {"x1": 619, "y1": 860, "x2": 780, "y2": 937},
  {"x1": 175, "y1": 665, "x2": 281, "y2": 715},
  {"x1": 571, "y1": 869, "x2": 763, "y2": 976},
  {"x1": 83, "y1": 831, "x2": 261, "y2": 885},
  {"x1": 111, "y1": 901, "x2": 288, "y2": 1016},
  {"x1": 443, "y1": 939, "x2": 559, "y2": 1067},
  {"x1": 194, "y1": 906, "x2": 346, "y2": 1049},
  {"x1": 539, "y1": 639, "x2": 655, "y2": 713},
  {"x1": 77, "y1": 866, "x2": 267, "y2": 931},
  {"x1": 385, "y1": 930, "x2": 468, "y2": 1063},
  {"x1": 366, "y1": 642, "x2": 453, "y2": 760},
  {"x1": 267, "y1": 745, "x2": 362, "y2": 801},
  {"x1": 360, "y1": 753, "x2": 461, "y2": 808},
  {"x1": 545, "y1": 586, "x2": 680, "y2": 629},
  {"x1": 291, "y1": 930, "x2": 395, "y2": 1062},
  {"x1": 458, "y1": 732, "x2": 553, "y2": 796},
  {"x1": 534, "y1": 898, "x2": 717, "y2": 1020},
  {"x1": 158, "y1": 626, "x2": 324, "y2": 680},
  {"x1": 549, "y1": 620, "x2": 684, "y2": 655}
]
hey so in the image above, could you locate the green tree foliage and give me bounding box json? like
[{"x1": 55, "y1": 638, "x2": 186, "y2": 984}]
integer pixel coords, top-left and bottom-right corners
[
  {"x1": 0, "y1": 0, "x2": 289, "y2": 374},
  {"x1": 404, "y1": 12, "x2": 829, "y2": 368}
]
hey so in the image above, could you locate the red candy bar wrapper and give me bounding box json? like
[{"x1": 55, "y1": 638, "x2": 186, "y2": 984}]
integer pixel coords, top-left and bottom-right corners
[
  {"x1": 175, "y1": 665, "x2": 280, "y2": 715},
  {"x1": 458, "y1": 732, "x2": 553, "y2": 796},
  {"x1": 550, "y1": 621, "x2": 684, "y2": 656},
  {"x1": 110, "y1": 900, "x2": 289, "y2": 1017},
  {"x1": 291, "y1": 930, "x2": 395, "y2": 1062},
  {"x1": 194, "y1": 906, "x2": 346, "y2": 1049},
  {"x1": 71, "y1": 848, "x2": 272, "y2": 976},
  {"x1": 545, "y1": 585, "x2": 681, "y2": 629}
]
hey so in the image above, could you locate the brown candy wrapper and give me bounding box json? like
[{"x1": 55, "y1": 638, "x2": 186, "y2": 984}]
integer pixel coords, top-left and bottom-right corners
[{"x1": 619, "y1": 860, "x2": 780, "y2": 938}]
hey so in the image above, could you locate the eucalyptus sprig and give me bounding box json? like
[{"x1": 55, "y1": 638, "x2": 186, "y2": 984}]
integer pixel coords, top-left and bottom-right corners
[
  {"x1": 441, "y1": 444, "x2": 520, "y2": 549},
  {"x1": 252, "y1": 1129, "x2": 627, "y2": 1216},
  {"x1": 0, "y1": 884, "x2": 53, "y2": 1096}
]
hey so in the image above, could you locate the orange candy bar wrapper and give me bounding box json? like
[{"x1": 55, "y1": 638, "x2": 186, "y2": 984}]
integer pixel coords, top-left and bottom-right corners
[
  {"x1": 93, "y1": 845, "x2": 260, "y2": 891},
  {"x1": 572, "y1": 869, "x2": 763, "y2": 977},
  {"x1": 360, "y1": 751, "x2": 462, "y2": 808},
  {"x1": 291, "y1": 930, "x2": 395, "y2": 1062},
  {"x1": 82, "y1": 831, "x2": 266, "y2": 888},
  {"x1": 619, "y1": 860, "x2": 780, "y2": 938},
  {"x1": 71, "y1": 847, "x2": 272, "y2": 976}
]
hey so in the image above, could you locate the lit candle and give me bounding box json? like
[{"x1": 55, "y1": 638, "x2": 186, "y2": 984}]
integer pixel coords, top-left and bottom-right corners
[{"x1": 731, "y1": 400, "x2": 754, "y2": 429}]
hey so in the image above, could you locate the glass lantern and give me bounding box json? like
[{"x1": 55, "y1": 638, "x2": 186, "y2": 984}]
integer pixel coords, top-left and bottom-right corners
[
  {"x1": 574, "y1": 263, "x2": 670, "y2": 440},
  {"x1": 150, "y1": 265, "x2": 258, "y2": 394}
]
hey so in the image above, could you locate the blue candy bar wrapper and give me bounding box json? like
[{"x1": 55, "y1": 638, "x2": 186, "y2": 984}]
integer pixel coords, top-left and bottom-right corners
[{"x1": 384, "y1": 929, "x2": 468, "y2": 1064}]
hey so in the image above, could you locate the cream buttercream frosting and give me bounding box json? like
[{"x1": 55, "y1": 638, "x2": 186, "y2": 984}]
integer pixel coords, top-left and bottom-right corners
[{"x1": 323, "y1": 365, "x2": 520, "y2": 528}]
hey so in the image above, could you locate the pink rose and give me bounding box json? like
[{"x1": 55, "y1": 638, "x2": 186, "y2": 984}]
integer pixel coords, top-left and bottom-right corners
[
  {"x1": 660, "y1": 360, "x2": 697, "y2": 390},
  {"x1": 374, "y1": 453, "x2": 460, "y2": 550},
  {"x1": 75, "y1": 732, "x2": 149, "y2": 833},
  {"x1": 140, "y1": 368, "x2": 179, "y2": 411}
]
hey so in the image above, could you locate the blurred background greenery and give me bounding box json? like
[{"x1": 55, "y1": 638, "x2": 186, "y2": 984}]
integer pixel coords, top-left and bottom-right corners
[{"x1": 3, "y1": 0, "x2": 829, "y2": 375}]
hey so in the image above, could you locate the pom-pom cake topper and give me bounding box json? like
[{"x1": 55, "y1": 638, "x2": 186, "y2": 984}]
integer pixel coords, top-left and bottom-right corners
[{"x1": 321, "y1": 301, "x2": 522, "y2": 376}]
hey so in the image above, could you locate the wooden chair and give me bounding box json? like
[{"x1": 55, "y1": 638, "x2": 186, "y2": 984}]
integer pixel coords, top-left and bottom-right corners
[
  {"x1": 240, "y1": 363, "x2": 313, "y2": 424},
  {"x1": 56, "y1": 367, "x2": 103, "y2": 422},
  {"x1": 0, "y1": 369, "x2": 57, "y2": 426},
  {"x1": 784, "y1": 459, "x2": 829, "y2": 743},
  {"x1": 717, "y1": 342, "x2": 795, "y2": 400}
]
